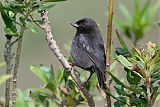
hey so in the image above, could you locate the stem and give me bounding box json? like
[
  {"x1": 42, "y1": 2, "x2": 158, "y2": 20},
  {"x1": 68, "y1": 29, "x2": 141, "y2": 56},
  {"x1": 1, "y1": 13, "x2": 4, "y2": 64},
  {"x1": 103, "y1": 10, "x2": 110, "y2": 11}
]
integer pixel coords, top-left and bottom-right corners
[
  {"x1": 4, "y1": 35, "x2": 12, "y2": 107},
  {"x1": 105, "y1": 0, "x2": 114, "y2": 107},
  {"x1": 41, "y1": 11, "x2": 95, "y2": 107},
  {"x1": 146, "y1": 76, "x2": 151, "y2": 107},
  {"x1": 12, "y1": 26, "x2": 25, "y2": 106}
]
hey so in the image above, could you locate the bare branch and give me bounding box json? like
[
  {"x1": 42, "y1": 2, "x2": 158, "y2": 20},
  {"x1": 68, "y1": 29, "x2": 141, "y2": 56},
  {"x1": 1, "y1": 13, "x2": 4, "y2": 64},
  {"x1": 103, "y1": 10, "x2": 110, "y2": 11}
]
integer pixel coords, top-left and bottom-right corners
[
  {"x1": 4, "y1": 35, "x2": 12, "y2": 107},
  {"x1": 12, "y1": 26, "x2": 25, "y2": 106},
  {"x1": 41, "y1": 11, "x2": 95, "y2": 107},
  {"x1": 105, "y1": 0, "x2": 114, "y2": 106}
]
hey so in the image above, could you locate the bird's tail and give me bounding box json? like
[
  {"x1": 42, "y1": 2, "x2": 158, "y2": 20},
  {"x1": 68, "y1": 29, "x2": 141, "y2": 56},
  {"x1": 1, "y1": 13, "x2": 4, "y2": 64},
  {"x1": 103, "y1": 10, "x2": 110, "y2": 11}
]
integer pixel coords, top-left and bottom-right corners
[{"x1": 95, "y1": 68, "x2": 106, "y2": 90}]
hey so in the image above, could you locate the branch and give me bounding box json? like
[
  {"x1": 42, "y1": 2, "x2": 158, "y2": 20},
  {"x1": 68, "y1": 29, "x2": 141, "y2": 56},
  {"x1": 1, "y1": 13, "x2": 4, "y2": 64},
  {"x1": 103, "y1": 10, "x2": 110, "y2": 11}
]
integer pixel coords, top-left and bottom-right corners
[
  {"x1": 105, "y1": 0, "x2": 114, "y2": 106},
  {"x1": 41, "y1": 11, "x2": 95, "y2": 107},
  {"x1": 4, "y1": 35, "x2": 12, "y2": 107},
  {"x1": 12, "y1": 26, "x2": 25, "y2": 106},
  {"x1": 146, "y1": 75, "x2": 151, "y2": 107}
]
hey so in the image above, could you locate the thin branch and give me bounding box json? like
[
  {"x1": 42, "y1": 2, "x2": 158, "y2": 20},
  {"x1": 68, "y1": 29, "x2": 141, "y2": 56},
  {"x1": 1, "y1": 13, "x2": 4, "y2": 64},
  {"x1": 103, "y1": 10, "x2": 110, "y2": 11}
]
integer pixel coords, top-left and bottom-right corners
[
  {"x1": 12, "y1": 26, "x2": 25, "y2": 106},
  {"x1": 11, "y1": 38, "x2": 19, "y2": 46},
  {"x1": 41, "y1": 11, "x2": 95, "y2": 107},
  {"x1": 30, "y1": 15, "x2": 43, "y2": 29},
  {"x1": 4, "y1": 35, "x2": 12, "y2": 107},
  {"x1": 105, "y1": 0, "x2": 114, "y2": 107}
]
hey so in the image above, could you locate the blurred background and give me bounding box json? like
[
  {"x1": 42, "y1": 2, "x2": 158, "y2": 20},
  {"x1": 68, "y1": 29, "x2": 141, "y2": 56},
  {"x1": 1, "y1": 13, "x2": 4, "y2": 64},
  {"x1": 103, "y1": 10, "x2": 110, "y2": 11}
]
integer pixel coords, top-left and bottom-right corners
[{"x1": 0, "y1": 0, "x2": 160, "y2": 106}]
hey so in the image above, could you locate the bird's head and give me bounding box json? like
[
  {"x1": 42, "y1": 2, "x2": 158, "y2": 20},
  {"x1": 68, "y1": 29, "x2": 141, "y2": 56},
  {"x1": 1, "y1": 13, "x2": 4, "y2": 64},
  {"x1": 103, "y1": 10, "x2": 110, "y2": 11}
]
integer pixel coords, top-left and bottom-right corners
[{"x1": 69, "y1": 18, "x2": 99, "y2": 32}]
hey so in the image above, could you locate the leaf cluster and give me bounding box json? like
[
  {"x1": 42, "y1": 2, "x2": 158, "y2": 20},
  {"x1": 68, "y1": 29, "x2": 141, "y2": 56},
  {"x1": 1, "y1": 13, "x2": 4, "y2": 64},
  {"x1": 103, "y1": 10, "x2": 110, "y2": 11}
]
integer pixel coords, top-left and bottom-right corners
[
  {"x1": 112, "y1": 33, "x2": 160, "y2": 107},
  {"x1": 0, "y1": 0, "x2": 63, "y2": 37},
  {"x1": 14, "y1": 64, "x2": 97, "y2": 107},
  {"x1": 115, "y1": 0, "x2": 160, "y2": 43}
]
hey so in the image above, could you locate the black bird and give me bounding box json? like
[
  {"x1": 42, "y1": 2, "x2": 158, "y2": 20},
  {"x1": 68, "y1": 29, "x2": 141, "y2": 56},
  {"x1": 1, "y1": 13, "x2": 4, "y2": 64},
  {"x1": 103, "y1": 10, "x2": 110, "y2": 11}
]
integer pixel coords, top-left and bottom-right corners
[{"x1": 69, "y1": 18, "x2": 106, "y2": 89}]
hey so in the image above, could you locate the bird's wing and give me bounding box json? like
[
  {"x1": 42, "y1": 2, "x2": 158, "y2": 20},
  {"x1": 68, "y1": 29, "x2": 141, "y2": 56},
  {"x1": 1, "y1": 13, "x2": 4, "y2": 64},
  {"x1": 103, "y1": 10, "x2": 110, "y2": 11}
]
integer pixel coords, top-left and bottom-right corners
[{"x1": 77, "y1": 34, "x2": 106, "y2": 74}]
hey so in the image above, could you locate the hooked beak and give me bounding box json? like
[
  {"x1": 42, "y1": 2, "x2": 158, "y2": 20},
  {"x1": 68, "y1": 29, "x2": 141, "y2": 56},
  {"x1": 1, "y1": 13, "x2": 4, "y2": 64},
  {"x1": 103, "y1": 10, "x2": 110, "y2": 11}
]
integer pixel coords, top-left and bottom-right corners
[{"x1": 69, "y1": 22, "x2": 78, "y2": 28}]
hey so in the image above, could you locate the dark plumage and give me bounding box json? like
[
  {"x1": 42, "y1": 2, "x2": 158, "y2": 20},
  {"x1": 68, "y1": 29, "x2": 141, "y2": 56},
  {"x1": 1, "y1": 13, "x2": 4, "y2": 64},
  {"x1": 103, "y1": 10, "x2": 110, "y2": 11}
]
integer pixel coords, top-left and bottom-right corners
[{"x1": 69, "y1": 18, "x2": 106, "y2": 89}]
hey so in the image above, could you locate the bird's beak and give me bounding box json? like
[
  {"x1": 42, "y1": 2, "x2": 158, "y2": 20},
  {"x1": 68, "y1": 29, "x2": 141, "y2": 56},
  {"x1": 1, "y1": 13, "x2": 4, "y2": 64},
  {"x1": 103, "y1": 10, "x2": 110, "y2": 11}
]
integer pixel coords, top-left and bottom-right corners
[{"x1": 69, "y1": 22, "x2": 78, "y2": 28}]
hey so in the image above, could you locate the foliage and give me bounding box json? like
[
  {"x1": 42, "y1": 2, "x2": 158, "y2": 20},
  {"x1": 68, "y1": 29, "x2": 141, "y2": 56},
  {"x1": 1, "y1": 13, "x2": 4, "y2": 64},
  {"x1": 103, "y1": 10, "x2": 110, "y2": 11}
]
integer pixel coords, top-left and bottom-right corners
[
  {"x1": 0, "y1": 0, "x2": 160, "y2": 107},
  {"x1": 0, "y1": 0, "x2": 63, "y2": 37},
  {"x1": 17, "y1": 65, "x2": 97, "y2": 107},
  {"x1": 112, "y1": 33, "x2": 160, "y2": 106},
  {"x1": 115, "y1": 0, "x2": 160, "y2": 44},
  {"x1": 14, "y1": 65, "x2": 97, "y2": 107},
  {"x1": 0, "y1": 74, "x2": 11, "y2": 86}
]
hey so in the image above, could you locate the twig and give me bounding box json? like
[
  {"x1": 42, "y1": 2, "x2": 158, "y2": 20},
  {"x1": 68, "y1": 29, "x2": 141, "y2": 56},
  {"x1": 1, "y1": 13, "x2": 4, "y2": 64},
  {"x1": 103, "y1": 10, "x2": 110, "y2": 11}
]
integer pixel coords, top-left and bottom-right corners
[
  {"x1": 11, "y1": 38, "x2": 19, "y2": 46},
  {"x1": 30, "y1": 15, "x2": 43, "y2": 29},
  {"x1": 4, "y1": 35, "x2": 12, "y2": 107},
  {"x1": 41, "y1": 11, "x2": 95, "y2": 107},
  {"x1": 105, "y1": 0, "x2": 114, "y2": 107},
  {"x1": 12, "y1": 26, "x2": 25, "y2": 106}
]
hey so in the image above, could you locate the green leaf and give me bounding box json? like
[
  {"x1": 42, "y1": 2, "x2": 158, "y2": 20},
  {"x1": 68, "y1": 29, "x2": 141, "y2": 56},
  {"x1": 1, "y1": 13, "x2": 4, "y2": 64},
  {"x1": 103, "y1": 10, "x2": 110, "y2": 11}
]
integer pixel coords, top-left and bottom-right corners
[
  {"x1": 30, "y1": 89, "x2": 50, "y2": 101},
  {"x1": 56, "y1": 68, "x2": 64, "y2": 85},
  {"x1": 4, "y1": 28, "x2": 19, "y2": 37},
  {"x1": 45, "y1": 82, "x2": 57, "y2": 92},
  {"x1": 109, "y1": 72, "x2": 141, "y2": 94},
  {"x1": 116, "y1": 55, "x2": 132, "y2": 70},
  {"x1": 123, "y1": 26, "x2": 132, "y2": 38},
  {"x1": 8, "y1": 1, "x2": 26, "y2": 13},
  {"x1": 0, "y1": 2, "x2": 17, "y2": 32},
  {"x1": 16, "y1": 89, "x2": 28, "y2": 107},
  {"x1": 109, "y1": 72, "x2": 126, "y2": 87},
  {"x1": 114, "y1": 97, "x2": 127, "y2": 107},
  {"x1": 50, "y1": 65, "x2": 56, "y2": 83},
  {"x1": 87, "y1": 73, "x2": 97, "y2": 90},
  {"x1": 30, "y1": 65, "x2": 50, "y2": 84},
  {"x1": 9, "y1": 1, "x2": 27, "y2": 8},
  {"x1": 134, "y1": 52, "x2": 145, "y2": 68},
  {"x1": 0, "y1": 75, "x2": 11, "y2": 86},
  {"x1": 151, "y1": 86, "x2": 159, "y2": 104},
  {"x1": 150, "y1": 62, "x2": 160, "y2": 75},
  {"x1": 48, "y1": 99, "x2": 57, "y2": 107},
  {"x1": 116, "y1": 30, "x2": 129, "y2": 50},
  {"x1": 109, "y1": 62, "x2": 117, "y2": 84},
  {"x1": 131, "y1": 96, "x2": 147, "y2": 107},
  {"x1": 114, "y1": 85, "x2": 131, "y2": 97},
  {"x1": 42, "y1": 0, "x2": 66, "y2": 2},
  {"x1": 103, "y1": 88, "x2": 128, "y2": 105},
  {"x1": 115, "y1": 48, "x2": 131, "y2": 57},
  {"x1": 110, "y1": 61, "x2": 117, "y2": 72},
  {"x1": 125, "y1": 68, "x2": 141, "y2": 85}
]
